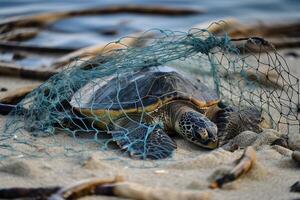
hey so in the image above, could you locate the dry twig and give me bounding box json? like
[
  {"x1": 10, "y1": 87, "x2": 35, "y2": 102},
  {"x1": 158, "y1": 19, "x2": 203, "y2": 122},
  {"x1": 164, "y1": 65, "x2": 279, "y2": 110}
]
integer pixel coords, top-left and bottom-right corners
[{"x1": 210, "y1": 146, "x2": 257, "y2": 189}]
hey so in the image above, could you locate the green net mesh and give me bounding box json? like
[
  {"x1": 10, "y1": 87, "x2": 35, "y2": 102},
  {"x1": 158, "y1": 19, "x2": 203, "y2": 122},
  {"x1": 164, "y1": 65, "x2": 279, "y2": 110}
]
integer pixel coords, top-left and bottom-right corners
[{"x1": 1, "y1": 26, "x2": 299, "y2": 161}]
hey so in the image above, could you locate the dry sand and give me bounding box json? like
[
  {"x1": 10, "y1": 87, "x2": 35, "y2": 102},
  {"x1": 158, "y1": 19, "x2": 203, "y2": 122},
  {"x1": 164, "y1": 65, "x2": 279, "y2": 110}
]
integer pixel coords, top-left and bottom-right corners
[{"x1": 0, "y1": 48, "x2": 300, "y2": 200}]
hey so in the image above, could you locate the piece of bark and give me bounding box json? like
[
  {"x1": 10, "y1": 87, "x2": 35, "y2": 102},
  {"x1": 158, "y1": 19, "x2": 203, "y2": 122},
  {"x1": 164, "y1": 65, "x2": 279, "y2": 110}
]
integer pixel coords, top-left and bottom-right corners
[{"x1": 210, "y1": 146, "x2": 257, "y2": 189}]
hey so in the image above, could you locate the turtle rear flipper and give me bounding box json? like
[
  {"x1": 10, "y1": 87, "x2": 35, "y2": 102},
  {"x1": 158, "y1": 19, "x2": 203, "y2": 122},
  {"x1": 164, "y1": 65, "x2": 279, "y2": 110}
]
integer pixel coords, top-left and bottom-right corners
[{"x1": 112, "y1": 117, "x2": 176, "y2": 159}]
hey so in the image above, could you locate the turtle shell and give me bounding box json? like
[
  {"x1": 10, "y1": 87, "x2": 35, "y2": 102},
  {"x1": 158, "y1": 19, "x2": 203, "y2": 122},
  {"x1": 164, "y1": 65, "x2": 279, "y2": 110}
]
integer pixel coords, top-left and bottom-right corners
[{"x1": 70, "y1": 66, "x2": 219, "y2": 124}]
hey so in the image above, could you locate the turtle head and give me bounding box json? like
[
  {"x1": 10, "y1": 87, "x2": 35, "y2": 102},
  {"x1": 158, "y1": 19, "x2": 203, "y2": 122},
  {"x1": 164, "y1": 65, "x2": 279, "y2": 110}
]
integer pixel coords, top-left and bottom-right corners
[{"x1": 176, "y1": 111, "x2": 218, "y2": 149}]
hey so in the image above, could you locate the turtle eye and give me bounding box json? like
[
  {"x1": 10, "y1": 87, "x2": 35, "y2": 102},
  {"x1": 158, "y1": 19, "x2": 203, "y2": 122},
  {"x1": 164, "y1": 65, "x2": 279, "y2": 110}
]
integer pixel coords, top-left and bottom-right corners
[
  {"x1": 191, "y1": 125, "x2": 209, "y2": 142},
  {"x1": 198, "y1": 129, "x2": 208, "y2": 141}
]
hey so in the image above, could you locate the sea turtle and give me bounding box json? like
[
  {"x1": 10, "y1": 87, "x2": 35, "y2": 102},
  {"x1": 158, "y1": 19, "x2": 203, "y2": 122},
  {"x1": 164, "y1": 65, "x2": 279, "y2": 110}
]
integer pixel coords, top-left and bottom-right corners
[{"x1": 70, "y1": 66, "x2": 263, "y2": 159}]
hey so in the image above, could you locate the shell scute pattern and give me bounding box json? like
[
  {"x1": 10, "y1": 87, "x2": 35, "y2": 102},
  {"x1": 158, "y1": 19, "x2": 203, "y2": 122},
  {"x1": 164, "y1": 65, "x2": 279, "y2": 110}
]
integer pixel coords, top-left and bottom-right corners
[{"x1": 71, "y1": 66, "x2": 219, "y2": 114}]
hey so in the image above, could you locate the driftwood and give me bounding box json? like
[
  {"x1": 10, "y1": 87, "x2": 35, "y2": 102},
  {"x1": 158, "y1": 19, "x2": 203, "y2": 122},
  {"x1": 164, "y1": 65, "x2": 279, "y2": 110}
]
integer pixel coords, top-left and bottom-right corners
[
  {"x1": 0, "y1": 176, "x2": 211, "y2": 200},
  {"x1": 210, "y1": 146, "x2": 257, "y2": 189},
  {"x1": 0, "y1": 5, "x2": 202, "y2": 34},
  {"x1": 0, "y1": 41, "x2": 76, "y2": 54},
  {"x1": 0, "y1": 34, "x2": 145, "y2": 78},
  {"x1": 49, "y1": 176, "x2": 124, "y2": 200},
  {"x1": 193, "y1": 19, "x2": 300, "y2": 50},
  {"x1": 0, "y1": 83, "x2": 39, "y2": 104},
  {"x1": 199, "y1": 20, "x2": 300, "y2": 41},
  {"x1": 0, "y1": 187, "x2": 60, "y2": 199},
  {"x1": 0, "y1": 103, "x2": 16, "y2": 115},
  {"x1": 232, "y1": 37, "x2": 300, "y2": 53},
  {"x1": 227, "y1": 22, "x2": 300, "y2": 39},
  {"x1": 0, "y1": 62, "x2": 58, "y2": 80},
  {"x1": 0, "y1": 28, "x2": 39, "y2": 41},
  {"x1": 96, "y1": 182, "x2": 211, "y2": 200},
  {"x1": 0, "y1": 5, "x2": 200, "y2": 70},
  {"x1": 52, "y1": 32, "x2": 150, "y2": 69},
  {"x1": 0, "y1": 177, "x2": 121, "y2": 200},
  {"x1": 227, "y1": 22, "x2": 300, "y2": 50},
  {"x1": 0, "y1": 35, "x2": 143, "y2": 104},
  {"x1": 0, "y1": 83, "x2": 40, "y2": 115}
]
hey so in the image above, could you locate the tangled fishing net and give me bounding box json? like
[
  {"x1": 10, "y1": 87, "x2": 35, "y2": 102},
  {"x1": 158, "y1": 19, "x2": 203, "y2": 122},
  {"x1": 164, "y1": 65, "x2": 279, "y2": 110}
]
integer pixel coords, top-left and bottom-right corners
[{"x1": 1, "y1": 25, "x2": 299, "y2": 162}]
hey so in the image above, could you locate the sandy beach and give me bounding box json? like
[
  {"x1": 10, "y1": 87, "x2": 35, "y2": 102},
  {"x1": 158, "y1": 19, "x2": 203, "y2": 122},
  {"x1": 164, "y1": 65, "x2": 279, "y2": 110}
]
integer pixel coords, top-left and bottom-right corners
[
  {"x1": 0, "y1": 1, "x2": 300, "y2": 198},
  {"x1": 0, "y1": 47, "x2": 300, "y2": 199}
]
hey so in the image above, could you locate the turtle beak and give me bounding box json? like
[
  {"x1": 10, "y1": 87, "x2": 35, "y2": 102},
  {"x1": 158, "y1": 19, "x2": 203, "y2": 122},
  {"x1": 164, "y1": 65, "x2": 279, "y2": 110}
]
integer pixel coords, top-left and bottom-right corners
[
  {"x1": 205, "y1": 137, "x2": 219, "y2": 149},
  {"x1": 195, "y1": 127, "x2": 219, "y2": 149}
]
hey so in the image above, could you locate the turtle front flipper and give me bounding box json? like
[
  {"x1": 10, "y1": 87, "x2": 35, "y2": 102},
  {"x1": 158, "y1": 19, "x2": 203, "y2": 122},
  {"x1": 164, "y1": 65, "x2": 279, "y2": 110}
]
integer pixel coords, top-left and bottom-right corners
[
  {"x1": 111, "y1": 116, "x2": 177, "y2": 159},
  {"x1": 213, "y1": 104, "x2": 263, "y2": 144}
]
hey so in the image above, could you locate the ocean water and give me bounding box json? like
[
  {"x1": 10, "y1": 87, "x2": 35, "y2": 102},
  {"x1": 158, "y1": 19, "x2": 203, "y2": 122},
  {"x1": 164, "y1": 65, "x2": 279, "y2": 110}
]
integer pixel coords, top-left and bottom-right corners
[
  {"x1": 0, "y1": 0, "x2": 299, "y2": 67},
  {"x1": 1, "y1": 0, "x2": 299, "y2": 27}
]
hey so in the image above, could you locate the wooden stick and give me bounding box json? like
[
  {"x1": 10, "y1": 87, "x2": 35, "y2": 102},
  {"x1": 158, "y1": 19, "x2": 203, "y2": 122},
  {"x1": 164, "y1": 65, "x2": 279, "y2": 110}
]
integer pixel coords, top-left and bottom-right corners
[
  {"x1": 0, "y1": 28, "x2": 39, "y2": 41},
  {"x1": 228, "y1": 22, "x2": 300, "y2": 39},
  {"x1": 228, "y1": 22, "x2": 300, "y2": 50},
  {"x1": 0, "y1": 84, "x2": 40, "y2": 104},
  {"x1": 0, "y1": 41, "x2": 76, "y2": 54},
  {"x1": 0, "y1": 62, "x2": 58, "y2": 80},
  {"x1": 268, "y1": 37, "x2": 300, "y2": 49},
  {"x1": 0, "y1": 177, "x2": 123, "y2": 199},
  {"x1": 232, "y1": 37, "x2": 300, "y2": 53},
  {"x1": 0, "y1": 176, "x2": 211, "y2": 200},
  {"x1": 210, "y1": 146, "x2": 256, "y2": 189},
  {"x1": 0, "y1": 103, "x2": 16, "y2": 115},
  {"x1": 0, "y1": 5, "x2": 203, "y2": 33},
  {"x1": 0, "y1": 187, "x2": 60, "y2": 199},
  {"x1": 49, "y1": 176, "x2": 124, "y2": 200},
  {"x1": 100, "y1": 182, "x2": 212, "y2": 200}
]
